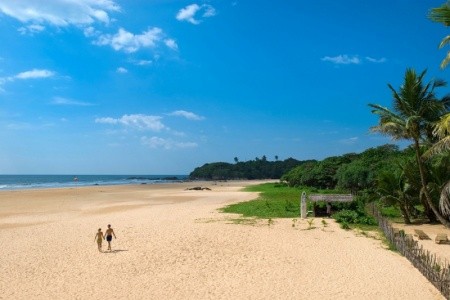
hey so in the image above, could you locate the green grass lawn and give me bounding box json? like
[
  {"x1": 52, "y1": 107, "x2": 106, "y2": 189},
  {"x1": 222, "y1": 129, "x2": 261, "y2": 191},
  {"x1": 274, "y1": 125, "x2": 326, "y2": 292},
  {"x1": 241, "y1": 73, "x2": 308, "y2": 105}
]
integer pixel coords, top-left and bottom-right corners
[{"x1": 220, "y1": 183, "x2": 307, "y2": 218}]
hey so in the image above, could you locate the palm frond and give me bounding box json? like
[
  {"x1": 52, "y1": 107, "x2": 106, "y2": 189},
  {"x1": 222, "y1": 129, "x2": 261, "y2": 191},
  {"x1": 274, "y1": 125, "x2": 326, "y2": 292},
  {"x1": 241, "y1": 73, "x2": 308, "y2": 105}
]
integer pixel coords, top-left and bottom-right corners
[
  {"x1": 441, "y1": 51, "x2": 450, "y2": 69},
  {"x1": 429, "y1": 3, "x2": 450, "y2": 26},
  {"x1": 439, "y1": 35, "x2": 450, "y2": 49},
  {"x1": 423, "y1": 136, "x2": 450, "y2": 159}
]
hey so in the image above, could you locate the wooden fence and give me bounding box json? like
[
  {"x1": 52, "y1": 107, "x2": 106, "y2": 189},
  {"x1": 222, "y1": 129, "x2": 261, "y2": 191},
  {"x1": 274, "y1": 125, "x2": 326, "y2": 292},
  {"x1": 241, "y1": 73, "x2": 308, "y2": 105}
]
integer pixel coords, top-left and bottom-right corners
[{"x1": 368, "y1": 203, "x2": 450, "y2": 299}]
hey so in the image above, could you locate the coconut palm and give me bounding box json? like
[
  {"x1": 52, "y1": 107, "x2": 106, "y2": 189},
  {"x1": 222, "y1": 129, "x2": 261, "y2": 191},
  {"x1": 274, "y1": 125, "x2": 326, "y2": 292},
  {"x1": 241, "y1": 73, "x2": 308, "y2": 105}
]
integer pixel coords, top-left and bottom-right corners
[
  {"x1": 424, "y1": 113, "x2": 450, "y2": 217},
  {"x1": 429, "y1": 2, "x2": 450, "y2": 68},
  {"x1": 377, "y1": 164, "x2": 418, "y2": 224},
  {"x1": 369, "y1": 68, "x2": 450, "y2": 227}
]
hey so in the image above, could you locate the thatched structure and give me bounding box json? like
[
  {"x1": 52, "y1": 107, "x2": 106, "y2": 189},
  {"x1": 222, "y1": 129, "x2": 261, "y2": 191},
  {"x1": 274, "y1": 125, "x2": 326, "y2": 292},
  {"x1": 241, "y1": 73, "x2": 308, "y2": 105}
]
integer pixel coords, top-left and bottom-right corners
[
  {"x1": 308, "y1": 194, "x2": 353, "y2": 203},
  {"x1": 306, "y1": 194, "x2": 354, "y2": 217}
]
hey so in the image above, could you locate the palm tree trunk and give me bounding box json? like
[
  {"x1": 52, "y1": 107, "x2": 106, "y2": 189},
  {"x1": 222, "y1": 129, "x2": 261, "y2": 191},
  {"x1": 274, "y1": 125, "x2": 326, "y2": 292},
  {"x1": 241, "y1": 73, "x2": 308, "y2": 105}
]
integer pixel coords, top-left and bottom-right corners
[
  {"x1": 414, "y1": 139, "x2": 450, "y2": 227},
  {"x1": 399, "y1": 203, "x2": 411, "y2": 224}
]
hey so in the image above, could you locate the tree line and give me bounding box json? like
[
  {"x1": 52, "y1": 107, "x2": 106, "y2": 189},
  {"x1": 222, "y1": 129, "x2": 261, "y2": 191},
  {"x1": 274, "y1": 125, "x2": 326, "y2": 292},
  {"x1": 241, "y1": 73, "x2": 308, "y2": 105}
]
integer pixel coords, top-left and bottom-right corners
[{"x1": 189, "y1": 156, "x2": 309, "y2": 180}]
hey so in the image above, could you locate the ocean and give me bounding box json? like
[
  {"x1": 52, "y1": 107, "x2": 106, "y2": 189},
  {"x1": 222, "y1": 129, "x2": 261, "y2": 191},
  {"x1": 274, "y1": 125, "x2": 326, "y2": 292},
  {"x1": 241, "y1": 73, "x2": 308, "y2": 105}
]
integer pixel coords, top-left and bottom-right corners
[{"x1": 0, "y1": 175, "x2": 189, "y2": 191}]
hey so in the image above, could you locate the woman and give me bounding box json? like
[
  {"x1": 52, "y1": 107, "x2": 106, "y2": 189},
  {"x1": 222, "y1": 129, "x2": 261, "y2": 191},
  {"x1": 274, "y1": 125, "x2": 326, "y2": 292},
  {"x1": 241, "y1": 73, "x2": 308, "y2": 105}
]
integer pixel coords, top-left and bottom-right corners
[{"x1": 94, "y1": 228, "x2": 104, "y2": 252}]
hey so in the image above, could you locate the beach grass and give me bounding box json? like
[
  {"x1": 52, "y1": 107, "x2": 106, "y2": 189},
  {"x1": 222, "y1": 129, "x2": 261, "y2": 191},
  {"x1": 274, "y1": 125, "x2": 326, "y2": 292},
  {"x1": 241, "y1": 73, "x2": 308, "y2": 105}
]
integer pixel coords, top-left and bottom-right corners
[{"x1": 220, "y1": 183, "x2": 302, "y2": 218}]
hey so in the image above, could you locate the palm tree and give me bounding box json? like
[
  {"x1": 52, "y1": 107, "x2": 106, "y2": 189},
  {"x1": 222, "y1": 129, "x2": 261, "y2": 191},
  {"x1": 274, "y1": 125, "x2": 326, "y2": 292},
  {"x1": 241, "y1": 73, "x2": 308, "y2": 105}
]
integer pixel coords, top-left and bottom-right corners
[
  {"x1": 429, "y1": 2, "x2": 450, "y2": 68},
  {"x1": 369, "y1": 68, "x2": 450, "y2": 227},
  {"x1": 377, "y1": 167, "x2": 416, "y2": 224},
  {"x1": 424, "y1": 113, "x2": 450, "y2": 218}
]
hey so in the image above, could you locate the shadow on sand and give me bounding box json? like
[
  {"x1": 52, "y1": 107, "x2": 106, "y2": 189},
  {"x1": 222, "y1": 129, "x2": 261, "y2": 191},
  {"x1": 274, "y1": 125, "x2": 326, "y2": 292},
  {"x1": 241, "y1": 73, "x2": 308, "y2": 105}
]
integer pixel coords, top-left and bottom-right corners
[{"x1": 102, "y1": 249, "x2": 128, "y2": 253}]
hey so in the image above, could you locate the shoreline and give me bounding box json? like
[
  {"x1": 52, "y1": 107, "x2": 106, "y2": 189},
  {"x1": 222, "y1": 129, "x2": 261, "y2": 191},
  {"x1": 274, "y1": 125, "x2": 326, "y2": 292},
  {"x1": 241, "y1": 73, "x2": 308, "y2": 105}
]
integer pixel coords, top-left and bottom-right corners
[
  {"x1": 0, "y1": 178, "x2": 275, "y2": 192},
  {"x1": 0, "y1": 180, "x2": 445, "y2": 299}
]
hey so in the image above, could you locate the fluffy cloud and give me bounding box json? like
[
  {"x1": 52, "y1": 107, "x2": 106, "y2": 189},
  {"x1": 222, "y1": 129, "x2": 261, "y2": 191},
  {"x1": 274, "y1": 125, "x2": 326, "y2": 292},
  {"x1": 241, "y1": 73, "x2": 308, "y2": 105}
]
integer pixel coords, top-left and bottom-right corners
[
  {"x1": 15, "y1": 69, "x2": 55, "y2": 79},
  {"x1": 94, "y1": 27, "x2": 164, "y2": 53},
  {"x1": 164, "y1": 39, "x2": 178, "y2": 51},
  {"x1": 0, "y1": 0, "x2": 120, "y2": 27},
  {"x1": 95, "y1": 114, "x2": 166, "y2": 131},
  {"x1": 141, "y1": 136, "x2": 197, "y2": 149},
  {"x1": 176, "y1": 4, "x2": 216, "y2": 25},
  {"x1": 168, "y1": 110, "x2": 204, "y2": 121},
  {"x1": 18, "y1": 24, "x2": 45, "y2": 35},
  {"x1": 116, "y1": 67, "x2": 128, "y2": 73},
  {"x1": 321, "y1": 55, "x2": 361, "y2": 65},
  {"x1": 0, "y1": 1, "x2": 178, "y2": 55},
  {"x1": 0, "y1": 68, "x2": 56, "y2": 91}
]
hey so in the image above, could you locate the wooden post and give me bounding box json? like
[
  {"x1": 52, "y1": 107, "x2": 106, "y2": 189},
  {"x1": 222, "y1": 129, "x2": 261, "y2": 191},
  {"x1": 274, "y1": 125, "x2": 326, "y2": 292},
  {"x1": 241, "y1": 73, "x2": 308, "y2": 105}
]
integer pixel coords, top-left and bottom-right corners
[{"x1": 300, "y1": 191, "x2": 307, "y2": 218}]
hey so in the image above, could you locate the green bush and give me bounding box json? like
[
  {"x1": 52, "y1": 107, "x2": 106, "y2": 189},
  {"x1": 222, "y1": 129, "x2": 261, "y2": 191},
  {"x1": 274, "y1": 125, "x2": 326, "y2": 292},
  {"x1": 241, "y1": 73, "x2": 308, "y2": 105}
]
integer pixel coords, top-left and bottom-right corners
[
  {"x1": 357, "y1": 216, "x2": 377, "y2": 225},
  {"x1": 333, "y1": 209, "x2": 377, "y2": 225},
  {"x1": 333, "y1": 210, "x2": 359, "y2": 223}
]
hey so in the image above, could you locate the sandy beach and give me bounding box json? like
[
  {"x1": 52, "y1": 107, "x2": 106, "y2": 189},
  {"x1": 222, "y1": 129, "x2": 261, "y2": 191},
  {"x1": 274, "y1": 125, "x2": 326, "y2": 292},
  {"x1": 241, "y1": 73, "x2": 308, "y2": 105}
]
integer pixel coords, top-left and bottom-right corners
[{"x1": 0, "y1": 180, "x2": 445, "y2": 300}]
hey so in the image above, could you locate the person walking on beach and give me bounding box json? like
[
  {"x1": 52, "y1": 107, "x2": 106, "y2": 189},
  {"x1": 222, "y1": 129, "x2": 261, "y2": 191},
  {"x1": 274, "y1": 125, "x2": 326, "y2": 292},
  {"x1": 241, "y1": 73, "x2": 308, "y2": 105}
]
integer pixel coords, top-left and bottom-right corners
[
  {"x1": 94, "y1": 228, "x2": 105, "y2": 252},
  {"x1": 105, "y1": 224, "x2": 116, "y2": 251}
]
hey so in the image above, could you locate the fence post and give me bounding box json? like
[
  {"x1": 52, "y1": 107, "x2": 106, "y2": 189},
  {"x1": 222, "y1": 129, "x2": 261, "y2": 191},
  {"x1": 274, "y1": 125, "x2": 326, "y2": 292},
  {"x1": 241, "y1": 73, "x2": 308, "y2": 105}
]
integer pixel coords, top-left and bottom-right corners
[{"x1": 300, "y1": 191, "x2": 307, "y2": 218}]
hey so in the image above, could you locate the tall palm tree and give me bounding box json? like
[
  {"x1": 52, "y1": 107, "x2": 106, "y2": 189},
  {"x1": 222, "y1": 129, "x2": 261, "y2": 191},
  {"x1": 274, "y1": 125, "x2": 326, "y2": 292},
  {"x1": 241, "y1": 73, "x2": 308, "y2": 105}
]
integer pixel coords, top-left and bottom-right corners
[
  {"x1": 424, "y1": 113, "x2": 450, "y2": 217},
  {"x1": 369, "y1": 68, "x2": 450, "y2": 227},
  {"x1": 429, "y1": 2, "x2": 450, "y2": 68}
]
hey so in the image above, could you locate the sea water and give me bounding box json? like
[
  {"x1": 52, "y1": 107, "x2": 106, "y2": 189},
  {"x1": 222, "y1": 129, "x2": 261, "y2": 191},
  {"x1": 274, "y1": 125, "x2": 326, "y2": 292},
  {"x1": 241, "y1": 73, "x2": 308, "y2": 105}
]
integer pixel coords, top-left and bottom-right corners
[{"x1": 0, "y1": 175, "x2": 188, "y2": 190}]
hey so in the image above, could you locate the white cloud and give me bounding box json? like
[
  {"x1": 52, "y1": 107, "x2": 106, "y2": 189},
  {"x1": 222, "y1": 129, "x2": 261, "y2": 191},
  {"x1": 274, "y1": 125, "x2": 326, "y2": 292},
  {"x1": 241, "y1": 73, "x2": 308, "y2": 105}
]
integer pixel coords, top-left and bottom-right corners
[
  {"x1": 176, "y1": 4, "x2": 216, "y2": 25},
  {"x1": 15, "y1": 69, "x2": 55, "y2": 79},
  {"x1": 164, "y1": 39, "x2": 178, "y2": 50},
  {"x1": 365, "y1": 56, "x2": 387, "y2": 63},
  {"x1": 0, "y1": 0, "x2": 120, "y2": 28},
  {"x1": 95, "y1": 27, "x2": 163, "y2": 53},
  {"x1": 169, "y1": 110, "x2": 204, "y2": 121},
  {"x1": 0, "y1": 68, "x2": 55, "y2": 91},
  {"x1": 51, "y1": 96, "x2": 93, "y2": 106},
  {"x1": 321, "y1": 55, "x2": 361, "y2": 65},
  {"x1": 18, "y1": 24, "x2": 45, "y2": 35},
  {"x1": 141, "y1": 136, "x2": 197, "y2": 149},
  {"x1": 1, "y1": 1, "x2": 178, "y2": 58},
  {"x1": 116, "y1": 67, "x2": 128, "y2": 73},
  {"x1": 136, "y1": 60, "x2": 152, "y2": 66},
  {"x1": 203, "y1": 5, "x2": 216, "y2": 17},
  {"x1": 339, "y1": 137, "x2": 358, "y2": 145},
  {"x1": 95, "y1": 114, "x2": 166, "y2": 131}
]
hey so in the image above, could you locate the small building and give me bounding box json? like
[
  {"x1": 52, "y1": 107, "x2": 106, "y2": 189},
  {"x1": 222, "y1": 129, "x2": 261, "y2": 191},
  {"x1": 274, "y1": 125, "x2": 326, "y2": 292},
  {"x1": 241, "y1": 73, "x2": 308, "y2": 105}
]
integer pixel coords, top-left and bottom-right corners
[{"x1": 307, "y1": 194, "x2": 354, "y2": 217}]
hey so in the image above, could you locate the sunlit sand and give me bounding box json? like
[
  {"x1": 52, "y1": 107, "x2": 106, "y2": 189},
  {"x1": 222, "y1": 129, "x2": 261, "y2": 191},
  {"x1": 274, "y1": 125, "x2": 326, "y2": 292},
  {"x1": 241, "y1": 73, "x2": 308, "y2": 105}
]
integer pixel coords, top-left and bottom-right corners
[{"x1": 0, "y1": 181, "x2": 444, "y2": 299}]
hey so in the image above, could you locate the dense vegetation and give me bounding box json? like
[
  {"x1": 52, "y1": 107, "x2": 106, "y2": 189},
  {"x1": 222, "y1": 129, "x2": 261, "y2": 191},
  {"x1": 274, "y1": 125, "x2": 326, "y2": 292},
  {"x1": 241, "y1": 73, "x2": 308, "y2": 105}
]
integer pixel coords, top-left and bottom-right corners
[
  {"x1": 221, "y1": 183, "x2": 377, "y2": 228},
  {"x1": 189, "y1": 157, "x2": 312, "y2": 180}
]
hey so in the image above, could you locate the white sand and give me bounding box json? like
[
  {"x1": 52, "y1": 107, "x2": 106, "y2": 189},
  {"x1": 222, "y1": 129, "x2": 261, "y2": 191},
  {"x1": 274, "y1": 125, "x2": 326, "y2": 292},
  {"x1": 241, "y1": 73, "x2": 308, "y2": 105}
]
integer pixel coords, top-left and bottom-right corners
[{"x1": 0, "y1": 181, "x2": 445, "y2": 299}]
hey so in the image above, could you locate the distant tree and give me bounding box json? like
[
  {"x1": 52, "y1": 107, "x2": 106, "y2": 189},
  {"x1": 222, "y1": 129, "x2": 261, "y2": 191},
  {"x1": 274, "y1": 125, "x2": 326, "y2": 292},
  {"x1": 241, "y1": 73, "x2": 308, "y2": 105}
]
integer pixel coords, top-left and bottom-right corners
[
  {"x1": 234, "y1": 157, "x2": 239, "y2": 163},
  {"x1": 261, "y1": 155, "x2": 267, "y2": 162},
  {"x1": 275, "y1": 155, "x2": 279, "y2": 161}
]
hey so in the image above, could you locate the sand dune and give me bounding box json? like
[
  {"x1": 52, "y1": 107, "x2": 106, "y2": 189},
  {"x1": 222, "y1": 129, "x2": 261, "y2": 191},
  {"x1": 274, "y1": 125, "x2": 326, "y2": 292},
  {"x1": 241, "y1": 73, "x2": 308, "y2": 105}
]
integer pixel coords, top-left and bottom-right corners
[{"x1": 0, "y1": 181, "x2": 444, "y2": 299}]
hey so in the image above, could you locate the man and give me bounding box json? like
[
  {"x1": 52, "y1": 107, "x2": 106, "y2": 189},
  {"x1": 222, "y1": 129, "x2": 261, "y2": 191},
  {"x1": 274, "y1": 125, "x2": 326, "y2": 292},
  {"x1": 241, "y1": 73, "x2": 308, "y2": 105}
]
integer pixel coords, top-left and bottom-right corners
[{"x1": 104, "y1": 224, "x2": 116, "y2": 251}]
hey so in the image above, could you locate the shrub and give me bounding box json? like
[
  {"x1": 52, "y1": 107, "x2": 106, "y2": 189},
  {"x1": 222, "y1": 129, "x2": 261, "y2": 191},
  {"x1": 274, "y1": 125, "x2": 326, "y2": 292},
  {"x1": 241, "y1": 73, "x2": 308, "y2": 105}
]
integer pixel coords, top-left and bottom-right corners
[
  {"x1": 340, "y1": 221, "x2": 350, "y2": 229},
  {"x1": 333, "y1": 209, "x2": 359, "y2": 224}
]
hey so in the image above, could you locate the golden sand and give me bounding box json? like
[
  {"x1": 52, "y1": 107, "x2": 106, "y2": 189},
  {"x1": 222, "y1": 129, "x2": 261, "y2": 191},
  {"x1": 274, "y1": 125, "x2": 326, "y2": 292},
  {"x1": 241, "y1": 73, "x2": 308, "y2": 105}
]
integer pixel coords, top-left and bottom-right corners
[{"x1": 0, "y1": 181, "x2": 444, "y2": 299}]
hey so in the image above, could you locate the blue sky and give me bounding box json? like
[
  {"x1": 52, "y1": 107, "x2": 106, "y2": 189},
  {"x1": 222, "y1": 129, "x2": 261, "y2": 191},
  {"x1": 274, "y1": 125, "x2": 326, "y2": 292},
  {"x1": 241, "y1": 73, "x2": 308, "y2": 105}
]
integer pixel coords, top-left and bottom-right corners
[{"x1": 0, "y1": 0, "x2": 449, "y2": 175}]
